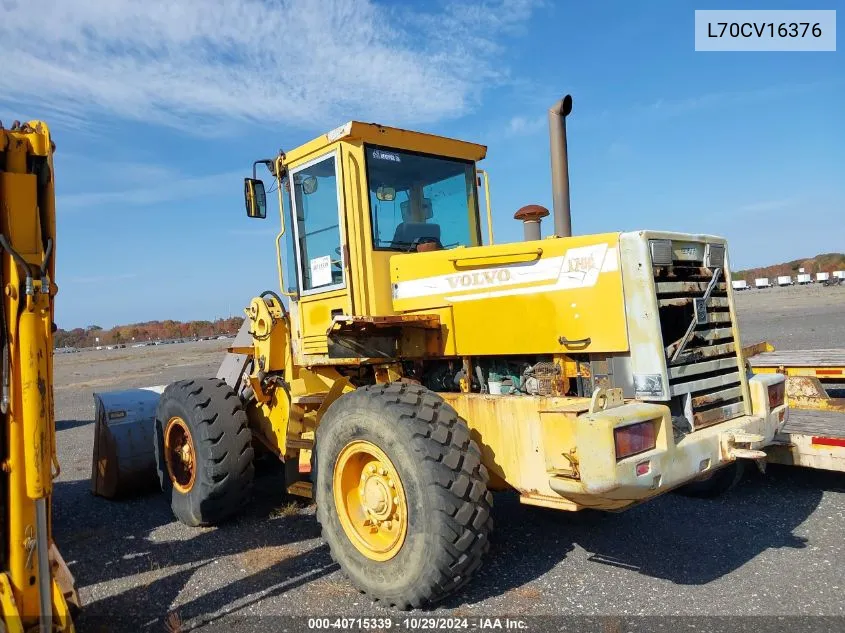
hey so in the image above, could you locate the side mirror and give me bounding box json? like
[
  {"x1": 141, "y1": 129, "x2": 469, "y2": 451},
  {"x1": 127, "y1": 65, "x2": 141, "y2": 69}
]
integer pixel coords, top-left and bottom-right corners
[
  {"x1": 376, "y1": 186, "x2": 396, "y2": 202},
  {"x1": 302, "y1": 175, "x2": 318, "y2": 195},
  {"x1": 244, "y1": 178, "x2": 267, "y2": 219}
]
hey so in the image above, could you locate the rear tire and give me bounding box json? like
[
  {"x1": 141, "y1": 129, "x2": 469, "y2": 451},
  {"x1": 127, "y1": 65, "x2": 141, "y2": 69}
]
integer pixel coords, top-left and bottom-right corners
[
  {"x1": 155, "y1": 378, "x2": 254, "y2": 526},
  {"x1": 315, "y1": 383, "x2": 493, "y2": 609},
  {"x1": 676, "y1": 461, "x2": 745, "y2": 498}
]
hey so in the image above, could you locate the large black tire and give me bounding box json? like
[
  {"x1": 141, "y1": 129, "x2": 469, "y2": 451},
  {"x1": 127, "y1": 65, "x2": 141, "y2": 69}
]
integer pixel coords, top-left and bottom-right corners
[
  {"x1": 155, "y1": 378, "x2": 254, "y2": 526},
  {"x1": 676, "y1": 461, "x2": 745, "y2": 498},
  {"x1": 315, "y1": 383, "x2": 493, "y2": 609}
]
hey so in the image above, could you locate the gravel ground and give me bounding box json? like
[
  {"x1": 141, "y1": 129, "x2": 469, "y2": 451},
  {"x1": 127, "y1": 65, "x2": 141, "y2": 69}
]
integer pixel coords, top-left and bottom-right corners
[
  {"x1": 734, "y1": 284, "x2": 845, "y2": 350},
  {"x1": 52, "y1": 287, "x2": 845, "y2": 632}
]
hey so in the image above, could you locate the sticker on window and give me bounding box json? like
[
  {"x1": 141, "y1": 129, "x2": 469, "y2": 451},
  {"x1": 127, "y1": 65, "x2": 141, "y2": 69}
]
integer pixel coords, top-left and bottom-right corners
[
  {"x1": 371, "y1": 150, "x2": 401, "y2": 163},
  {"x1": 310, "y1": 255, "x2": 333, "y2": 287}
]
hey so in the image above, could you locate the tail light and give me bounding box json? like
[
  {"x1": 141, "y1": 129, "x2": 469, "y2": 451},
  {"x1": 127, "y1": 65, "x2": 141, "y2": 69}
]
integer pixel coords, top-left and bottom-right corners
[
  {"x1": 767, "y1": 380, "x2": 785, "y2": 410},
  {"x1": 614, "y1": 421, "x2": 657, "y2": 460}
]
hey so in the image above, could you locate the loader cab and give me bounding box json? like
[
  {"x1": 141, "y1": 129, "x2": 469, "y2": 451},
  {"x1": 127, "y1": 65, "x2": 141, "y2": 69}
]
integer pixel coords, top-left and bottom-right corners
[{"x1": 245, "y1": 122, "x2": 487, "y2": 360}]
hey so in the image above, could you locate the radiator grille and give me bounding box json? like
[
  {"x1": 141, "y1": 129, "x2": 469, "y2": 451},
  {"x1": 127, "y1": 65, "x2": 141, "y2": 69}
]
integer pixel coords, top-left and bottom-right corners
[{"x1": 654, "y1": 260, "x2": 745, "y2": 429}]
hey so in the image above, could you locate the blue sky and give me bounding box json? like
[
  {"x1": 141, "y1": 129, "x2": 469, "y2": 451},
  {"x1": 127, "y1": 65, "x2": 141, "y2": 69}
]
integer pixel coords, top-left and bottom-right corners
[{"x1": 1, "y1": 0, "x2": 842, "y2": 329}]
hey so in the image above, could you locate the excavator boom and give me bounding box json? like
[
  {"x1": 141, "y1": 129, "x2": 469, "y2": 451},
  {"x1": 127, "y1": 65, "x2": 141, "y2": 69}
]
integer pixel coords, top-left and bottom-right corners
[{"x1": 0, "y1": 121, "x2": 77, "y2": 632}]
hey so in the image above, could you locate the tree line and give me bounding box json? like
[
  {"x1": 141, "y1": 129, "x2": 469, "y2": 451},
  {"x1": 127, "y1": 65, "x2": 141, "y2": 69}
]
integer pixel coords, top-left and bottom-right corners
[{"x1": 54, "y1": 317, "x2": 244, "y2": 349}]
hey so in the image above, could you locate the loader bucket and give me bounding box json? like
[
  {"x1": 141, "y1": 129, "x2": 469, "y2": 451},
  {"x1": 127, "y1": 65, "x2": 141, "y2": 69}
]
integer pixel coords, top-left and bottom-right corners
[{"x1": 91, "y1": 387, "x2": 165, "y2": 498}]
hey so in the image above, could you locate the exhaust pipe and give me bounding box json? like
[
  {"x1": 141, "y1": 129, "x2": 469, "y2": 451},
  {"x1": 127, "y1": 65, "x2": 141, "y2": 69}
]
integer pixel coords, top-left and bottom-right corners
[{"x1": 548, "y1": 95, "x2": 573, "y2": 237}]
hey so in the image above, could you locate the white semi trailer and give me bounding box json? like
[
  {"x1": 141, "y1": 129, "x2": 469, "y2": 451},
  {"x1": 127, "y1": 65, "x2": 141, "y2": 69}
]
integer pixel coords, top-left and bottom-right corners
[{"x1": 817, "y1": 272, "x2": 831, "y2": 282}]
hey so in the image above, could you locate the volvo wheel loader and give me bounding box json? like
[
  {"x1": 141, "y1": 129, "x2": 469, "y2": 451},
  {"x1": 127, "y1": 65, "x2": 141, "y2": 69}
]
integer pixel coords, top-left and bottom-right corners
[
  {"x1": 0, "y1": 121, "x2": 78, "y2": 632},
  {"x1": 99, "y1": 96, "x2": 788, "y2": 608}
]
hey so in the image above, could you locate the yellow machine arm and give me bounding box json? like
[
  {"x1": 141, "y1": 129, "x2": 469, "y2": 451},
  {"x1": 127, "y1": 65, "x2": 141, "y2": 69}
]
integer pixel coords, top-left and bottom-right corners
[{"x1": 0, "y1": 121, "x2": 76, "y2": 632}]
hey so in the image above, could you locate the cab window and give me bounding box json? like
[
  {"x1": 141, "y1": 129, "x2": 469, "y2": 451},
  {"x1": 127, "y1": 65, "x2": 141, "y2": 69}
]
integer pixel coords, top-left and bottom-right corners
[
  {"x1": 290, "y1": 154, "x2": 344, "y2": 292},
  {"x1": 365, "y1": 146, "x2": 480, "y2": 251}
]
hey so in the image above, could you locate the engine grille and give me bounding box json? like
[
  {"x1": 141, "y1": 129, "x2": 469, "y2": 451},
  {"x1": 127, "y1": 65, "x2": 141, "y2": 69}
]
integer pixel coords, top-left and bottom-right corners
[{"x1": 653, "y1": 259, "x2": 745, "y2": 429}]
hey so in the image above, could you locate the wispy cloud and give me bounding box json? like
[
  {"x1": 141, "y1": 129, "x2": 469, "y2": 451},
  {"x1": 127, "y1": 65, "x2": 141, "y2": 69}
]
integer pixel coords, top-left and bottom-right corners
[
  {"x1": 0, "y1": 0, "x2": 539, "y2": 135},
  {"x1": 503, "y1": 80, "x2": 837, "y2": 138},
  {"x1": 736, "y1": 198, "x2": 798, "y2": 214},
  {"x1": 57, "y1": 169, "x2": 242, "y2": 211},
  {"x1": 65, "y1": 273, "x2": 138, "y2": 284},
  {"x1": 607, "y1": 141, "x2": 633, "y2": 159},
  {"x1": 504, "y1": 114, "x2": 545, "y2": 136},
  {"x1": 647, "y1": 81, "x2": 834, "y2": 118}
]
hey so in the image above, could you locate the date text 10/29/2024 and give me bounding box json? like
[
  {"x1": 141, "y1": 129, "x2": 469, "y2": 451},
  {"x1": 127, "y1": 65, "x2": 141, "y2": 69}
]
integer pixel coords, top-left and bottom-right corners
[
  {"x1": 308, "y1": 617, "x2": 529, "y2": 630},
  {"x1": 694, "y1": 10, "x2": 836, "y2": 52}
]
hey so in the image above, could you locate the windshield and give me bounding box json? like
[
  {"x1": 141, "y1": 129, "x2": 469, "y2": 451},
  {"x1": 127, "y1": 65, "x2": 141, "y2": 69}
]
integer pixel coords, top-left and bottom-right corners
[{"x1": 365, "y1": 145, "x2": 480, "y2": 251}]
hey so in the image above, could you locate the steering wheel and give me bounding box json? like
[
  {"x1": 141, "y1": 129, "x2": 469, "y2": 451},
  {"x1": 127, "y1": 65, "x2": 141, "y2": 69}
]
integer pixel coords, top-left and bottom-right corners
[{"x1": 406, "y1": 236, "x2": 443, "y2": 252}]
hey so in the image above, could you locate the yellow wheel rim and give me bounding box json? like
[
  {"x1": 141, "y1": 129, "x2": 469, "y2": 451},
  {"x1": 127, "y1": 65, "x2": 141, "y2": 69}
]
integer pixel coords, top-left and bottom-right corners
[
  {"x1": 164, "y1": 416, "x2": 196, "y2": 494},
  {"x1": 333, "y1": 440, "x2": 408, "y2": 561}
]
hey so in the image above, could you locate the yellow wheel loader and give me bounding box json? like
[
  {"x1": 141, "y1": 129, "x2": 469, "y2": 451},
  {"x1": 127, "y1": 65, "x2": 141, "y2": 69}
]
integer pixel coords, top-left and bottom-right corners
[
  {"x1": 97, "y1": 96, "x2": 788, "y2": 608},
  {"x1": 0, "y1": 121, "x2": 78, "y2": 631}
]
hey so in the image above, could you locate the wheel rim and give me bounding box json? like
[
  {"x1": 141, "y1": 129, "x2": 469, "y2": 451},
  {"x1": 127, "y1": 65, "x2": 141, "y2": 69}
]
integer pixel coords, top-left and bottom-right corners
[
  {"x1": 164, "y1": 416, "x2": 196, "y2": 493},
  {"x1": 333, "y1": 440, "x2": 408, "y2": 561}
]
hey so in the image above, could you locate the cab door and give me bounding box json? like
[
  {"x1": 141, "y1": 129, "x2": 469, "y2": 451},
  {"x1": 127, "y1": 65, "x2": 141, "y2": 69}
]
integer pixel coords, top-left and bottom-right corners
[{"x1": 288, "y1": 149, "x2": 353, "y2": 356}]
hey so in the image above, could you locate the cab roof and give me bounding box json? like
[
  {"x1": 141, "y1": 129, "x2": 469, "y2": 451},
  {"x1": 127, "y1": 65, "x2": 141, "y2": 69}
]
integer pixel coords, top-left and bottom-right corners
[{"x1": 284, "y1": 121, "x2": 488, "y2": 165}]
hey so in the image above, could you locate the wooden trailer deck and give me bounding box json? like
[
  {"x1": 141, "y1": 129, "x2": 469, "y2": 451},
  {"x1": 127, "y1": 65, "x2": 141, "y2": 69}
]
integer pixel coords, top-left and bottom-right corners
[{"x1": 745, "y1": 344, "x2": 845, "y2": 472}]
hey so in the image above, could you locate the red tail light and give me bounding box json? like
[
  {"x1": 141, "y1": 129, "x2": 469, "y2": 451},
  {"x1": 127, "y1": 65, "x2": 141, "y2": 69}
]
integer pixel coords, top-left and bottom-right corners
[
  {"x1": 768, "y1": 381, "x2": 785, "y2": 409},
  {"x1": 614, "y1": 421, "x2": 657, "y2": 460}
]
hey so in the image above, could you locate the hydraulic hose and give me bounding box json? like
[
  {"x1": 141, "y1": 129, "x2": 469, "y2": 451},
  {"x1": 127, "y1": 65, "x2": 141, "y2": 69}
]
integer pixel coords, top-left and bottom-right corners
[
  {"x1": 0, "y1": 233, "x2": 34, "y2": 280},
  {"x1": 39, "y1": 237, "x2": 53, "y2": 279},
  {"x1": 0, "y1": 251, "x2": 6, "y2": 414},
  {"x1": 260, "y1": 290, "x2": 288, "y2": 318},
  {"x1": 0, "y1": 234, "x2": 53, "y2": 414}
]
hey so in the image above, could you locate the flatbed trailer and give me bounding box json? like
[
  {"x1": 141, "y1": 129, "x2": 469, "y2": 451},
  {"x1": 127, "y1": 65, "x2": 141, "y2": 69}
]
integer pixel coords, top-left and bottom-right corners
[{"x1": 747, "y1": 344, "x2": 845, "y2": 472}]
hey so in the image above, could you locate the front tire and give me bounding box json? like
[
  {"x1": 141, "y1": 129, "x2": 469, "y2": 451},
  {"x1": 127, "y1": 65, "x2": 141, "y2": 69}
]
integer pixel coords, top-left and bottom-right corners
[
  {"x1": 155, "y1": 378, "x2": 254, "y2": 526},
  {"x1": 315, "y1": 383, "x2": 493, "y2": 609}
]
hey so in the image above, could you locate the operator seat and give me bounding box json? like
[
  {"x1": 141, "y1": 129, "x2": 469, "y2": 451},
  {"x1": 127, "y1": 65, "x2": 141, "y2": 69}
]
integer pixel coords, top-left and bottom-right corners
[{"x1": 391, "y1": 197, "x2": 440, "y2": 248}]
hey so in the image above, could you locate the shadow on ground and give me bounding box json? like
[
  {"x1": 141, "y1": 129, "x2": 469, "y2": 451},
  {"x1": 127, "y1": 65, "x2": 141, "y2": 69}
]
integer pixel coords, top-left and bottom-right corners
[
  {"x1": 56, "y1": 419, "x2": 93, "y2": 431},
  {"x1": 55, "y1": 462, "x2": 837, "y2": 630},
  {"x1": 54, "y1": 470, "x2": 335, "y2": 632},
  {"x1": 444, "y1": 464, "x2": 830, "y2": 606}
]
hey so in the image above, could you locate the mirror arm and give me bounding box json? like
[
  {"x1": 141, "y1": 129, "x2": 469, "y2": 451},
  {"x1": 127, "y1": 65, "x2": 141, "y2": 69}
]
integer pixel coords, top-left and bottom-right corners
[
  {"x1": 252, "y1": 158, "x2": 274, "y2": 180},
  {"x1": 272, "y1": 151, "x2": 297, "y2": 298}
]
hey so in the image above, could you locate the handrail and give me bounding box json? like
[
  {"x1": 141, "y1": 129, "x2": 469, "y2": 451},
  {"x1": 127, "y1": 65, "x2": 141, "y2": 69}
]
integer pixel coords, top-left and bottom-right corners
[
  {"x1": 273, "y1": 153, "x2": 297, "y2": 298},
  {"x1": 449, "y1": 248, "x2": 542, "y2": 268}
]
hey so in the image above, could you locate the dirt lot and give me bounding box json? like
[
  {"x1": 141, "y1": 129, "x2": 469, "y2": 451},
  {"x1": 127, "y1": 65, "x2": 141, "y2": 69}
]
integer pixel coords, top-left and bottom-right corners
[
  {"x1": 52, "y1": 287, "x2": 845, "y2": 631},
  {"x1": 734, "y1": 284, "x2": 845, "y2": 350}
]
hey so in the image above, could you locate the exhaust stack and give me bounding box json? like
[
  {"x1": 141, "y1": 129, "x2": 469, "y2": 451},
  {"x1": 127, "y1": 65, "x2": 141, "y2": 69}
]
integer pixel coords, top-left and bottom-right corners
[{"x1": 548, "y1": 95, "x2": 573, "y2": 237}]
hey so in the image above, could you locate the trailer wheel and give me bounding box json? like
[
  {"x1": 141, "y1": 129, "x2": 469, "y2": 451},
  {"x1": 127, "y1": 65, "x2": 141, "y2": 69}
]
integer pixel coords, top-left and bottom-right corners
[
  {"x1": 155, "y1": 378, "x2": 254, "y2": 527},
  {"x1": 676, "y1": 461, "x2": 745, "y2": 498},
  {"x1": 315, "y1": 383, "x2": 493, "y2": 609}
]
